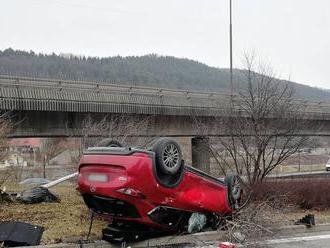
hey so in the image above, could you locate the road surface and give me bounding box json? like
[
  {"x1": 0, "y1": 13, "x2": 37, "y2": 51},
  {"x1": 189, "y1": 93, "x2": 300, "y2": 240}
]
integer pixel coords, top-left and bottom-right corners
[
  {"x1": 263, "y1": 231, "x2": 330, "y2": 248},
  {"x1": 176, "y1": 231, "x2": 330, "y2": 248}
]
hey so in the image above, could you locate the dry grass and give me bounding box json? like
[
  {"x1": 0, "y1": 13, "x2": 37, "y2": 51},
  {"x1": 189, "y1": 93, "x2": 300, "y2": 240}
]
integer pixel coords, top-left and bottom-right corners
[
  {"x1": 252, "y1": 179, "x2": 330, "y2": 210},
  {"x1": 274, "y1": 208, "x2": 330, "y2": 226},
  {"x1": 224, "y1": 202, "x2": 330, "y2": 247},
  {"x1": 0, "y1": 184, "x2": 107, "y2": 244},
  {"x1": 1, "y1": 181, "x2": 330, "y2": 245}
]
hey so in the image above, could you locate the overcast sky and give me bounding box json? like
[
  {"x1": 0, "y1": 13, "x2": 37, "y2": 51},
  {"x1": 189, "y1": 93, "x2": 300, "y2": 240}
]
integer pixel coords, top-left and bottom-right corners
[{"x1": 1, "y1": 0, "x2": 329, "y2": 89}]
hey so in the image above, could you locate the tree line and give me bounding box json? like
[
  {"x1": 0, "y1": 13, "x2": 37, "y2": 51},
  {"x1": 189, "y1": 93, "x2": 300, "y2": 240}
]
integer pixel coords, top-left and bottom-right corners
[{"x1": 0, "y1": 48, "x2": 329, "y2": 101}]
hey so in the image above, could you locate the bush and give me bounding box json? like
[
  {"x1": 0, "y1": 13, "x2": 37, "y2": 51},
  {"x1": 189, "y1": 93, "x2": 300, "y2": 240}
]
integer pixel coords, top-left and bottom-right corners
[{"x1": 251, "y1": 178, "x2": 330, "y2": 210}]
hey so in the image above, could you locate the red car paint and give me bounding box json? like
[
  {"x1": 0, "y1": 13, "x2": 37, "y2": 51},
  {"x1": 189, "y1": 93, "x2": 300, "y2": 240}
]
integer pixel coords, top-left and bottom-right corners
[{"x1": 78, "y1": 150, "x2": 233, "y2": 229}]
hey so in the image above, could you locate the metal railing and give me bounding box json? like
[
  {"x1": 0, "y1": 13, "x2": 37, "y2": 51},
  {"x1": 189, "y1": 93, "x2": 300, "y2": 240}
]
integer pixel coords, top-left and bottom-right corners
[{"x1": 0, "y1": 75, "x2": 330, "y2": 117}]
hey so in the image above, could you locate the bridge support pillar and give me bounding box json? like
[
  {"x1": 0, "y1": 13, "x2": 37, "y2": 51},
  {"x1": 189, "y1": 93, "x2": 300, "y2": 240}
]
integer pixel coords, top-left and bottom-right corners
[{"x1": 192, "y1": 136, "x2": 210, "y2": 174}]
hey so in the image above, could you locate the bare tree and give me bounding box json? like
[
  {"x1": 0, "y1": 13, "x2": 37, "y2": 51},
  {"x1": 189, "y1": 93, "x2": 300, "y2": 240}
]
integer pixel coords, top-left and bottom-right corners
[
  {"x1": 195, "y1": 55, "x2": 311, "y2": 185},
  {"x1": 40, "y1": 138, "x2": 67, "y2": 178},
  {"x1": 0, "y1": 114, "x2": 12, "y2": 192},
  {"x1": 68, "y1": 114, "x2": 154, "y2": 164},
  {"x1": 81, "y1": 114, "x2": 152, "y2": 146}
]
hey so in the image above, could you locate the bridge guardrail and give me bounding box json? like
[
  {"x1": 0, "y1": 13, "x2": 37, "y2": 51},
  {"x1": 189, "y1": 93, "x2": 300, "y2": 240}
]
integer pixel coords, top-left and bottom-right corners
[{"x1": 0, "y1": 75, "x2": 330, "y2": 117}]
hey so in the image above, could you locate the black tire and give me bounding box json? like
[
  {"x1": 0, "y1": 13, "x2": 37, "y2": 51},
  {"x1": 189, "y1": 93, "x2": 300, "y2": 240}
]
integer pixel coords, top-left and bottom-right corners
[
  {"x1": 96, "y1": 138, "x2": 123, "y2": 147},
  {"x1": 152, "y1": 138, "x2": 182, "y2": 175},
  {"x1": 225, "y1": 174, "x2": 241, "y2": 209}
]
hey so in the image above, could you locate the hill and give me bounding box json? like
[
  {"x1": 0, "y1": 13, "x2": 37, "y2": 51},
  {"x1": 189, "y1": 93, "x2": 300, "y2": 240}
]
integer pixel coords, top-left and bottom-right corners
[{"x1": 0, "y1": 48, "x2": 329, "y2": 101}]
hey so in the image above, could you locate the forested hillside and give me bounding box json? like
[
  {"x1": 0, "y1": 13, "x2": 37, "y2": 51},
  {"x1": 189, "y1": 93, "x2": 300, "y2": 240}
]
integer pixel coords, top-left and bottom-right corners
[{"x1": 0, "y1": 48, "x2": 329, "y2": 101}]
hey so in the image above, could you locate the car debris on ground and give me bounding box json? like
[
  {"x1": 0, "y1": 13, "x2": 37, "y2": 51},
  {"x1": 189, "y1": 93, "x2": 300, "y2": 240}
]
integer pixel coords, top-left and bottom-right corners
[
  {"x1": 0, "y1": 221, "x2": 44, "y2": 247},
  {"x1": 19, "y1": 178, "x2": 51, "y2": 186},
  {"x1": 1, "y1": 172, "x2": 78, "y2": 204},
  {"x1": 41, "y1": 172, "x2": 78, "y2": 189},
  {"x1": 0, "y1": 188, "x2": 12, "y2": 203},
  {"x1": 294, "y1": 214, "x2": 315, "y2": 227},
  {"x1": 188, "y1": 213, "x2": 207, "y2": 233},
  {"x1": 16, "y1": 186, "x2": 60, "y2": 204}
]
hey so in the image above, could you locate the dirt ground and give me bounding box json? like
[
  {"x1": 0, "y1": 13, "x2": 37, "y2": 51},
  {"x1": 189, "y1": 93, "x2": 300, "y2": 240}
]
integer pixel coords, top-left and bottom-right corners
[{"x1": 1, "y1": 183, "x2": 330, "y2": 244}]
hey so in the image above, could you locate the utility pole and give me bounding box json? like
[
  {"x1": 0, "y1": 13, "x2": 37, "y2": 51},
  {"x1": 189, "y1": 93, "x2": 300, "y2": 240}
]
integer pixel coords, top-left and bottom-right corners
[{"x1": 229, "y1": 0, "x2": 233, "y2": 96}]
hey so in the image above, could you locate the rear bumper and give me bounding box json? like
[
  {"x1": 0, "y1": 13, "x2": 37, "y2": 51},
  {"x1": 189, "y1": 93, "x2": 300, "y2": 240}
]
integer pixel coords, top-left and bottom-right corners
[
  {"x1": 82, "y1": 194, "x2": 140, "y2": 218},
  {"x1": 80, "y1": 191, "x2": 166, "y2": 228}
]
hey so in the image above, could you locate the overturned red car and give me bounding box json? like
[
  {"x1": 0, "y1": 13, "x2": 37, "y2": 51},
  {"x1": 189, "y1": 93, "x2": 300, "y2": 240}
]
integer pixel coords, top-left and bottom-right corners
[{"x1": 77, "y1": 138, "x2": 241, "y2": 242}]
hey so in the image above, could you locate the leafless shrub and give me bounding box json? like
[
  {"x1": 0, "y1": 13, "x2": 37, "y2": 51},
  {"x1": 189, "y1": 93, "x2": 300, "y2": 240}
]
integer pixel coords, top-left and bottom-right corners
[
  {"x1": 0, "y1": 113, "x2": 11, "y2": 160},
  {"x1": 0, "y1": 169, "x2": 11, "y2": 191},
  {"x1": 81, "y1": 114, "x2": 152, "y2": 147},
  {"x1": 0, "y1": 113, "x2": 12, "y2": 201},
  {"x1": 253, "y1": 179, "x2": 330, "y2": 210},
  {"x1": 9, "y1": 165, "x2": 25, "y2": 183},
  {"x1": 0, "y1": 113, "x2": 12, "y2": 202},
  {"x1": 223, "y1": 200, "x2": 282, "y2": 246},
  {"x1": 39, "y1": 138, "x2": 70, "y2": 178}
]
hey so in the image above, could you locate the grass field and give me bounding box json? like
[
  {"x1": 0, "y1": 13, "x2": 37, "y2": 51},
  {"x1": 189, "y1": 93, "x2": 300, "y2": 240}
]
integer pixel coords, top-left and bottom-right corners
[
  {"x1": 1, "y1": 182, "x2": 330, "y2": 244},
  {"x1": 276, "y1": 209, "x2": 330, "y2": 226},
  {"x1": 0, "y1": 184, "x2": 107, "y2": 244}
]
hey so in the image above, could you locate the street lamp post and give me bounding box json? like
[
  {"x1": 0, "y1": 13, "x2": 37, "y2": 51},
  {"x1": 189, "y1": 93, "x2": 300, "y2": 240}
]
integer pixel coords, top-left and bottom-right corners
[{"x1": 229, "y1": 0, "x2": 233, "y2": 96}]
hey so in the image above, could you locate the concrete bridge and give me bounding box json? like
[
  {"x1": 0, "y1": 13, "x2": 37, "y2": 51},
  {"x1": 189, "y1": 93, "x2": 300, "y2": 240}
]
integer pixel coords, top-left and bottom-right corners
[
  {"x1": 1, "y1": 75, "x2": 330, "y2": 137},
  {"x1": 1, "y1": 75, "x2": 330, "y2": 172}
]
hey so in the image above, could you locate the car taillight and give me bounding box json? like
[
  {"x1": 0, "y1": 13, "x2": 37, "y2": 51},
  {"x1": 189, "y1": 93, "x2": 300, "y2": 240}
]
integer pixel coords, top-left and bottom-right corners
[{"x1": 116, "y1": 188, "x2": 145, "y2": 199}]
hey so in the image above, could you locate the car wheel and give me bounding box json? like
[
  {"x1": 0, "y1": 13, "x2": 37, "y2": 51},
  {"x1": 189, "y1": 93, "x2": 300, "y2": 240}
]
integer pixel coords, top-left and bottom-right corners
[
  {"x1": 96, "y1": 138, "x2": 123, "y2": 147},
  {"x1": 153, "y1": 138, "x2": 182, "y2": 175},
  {"x1": 225, "y1": 174, "x2": 241, "y2": 209}
]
